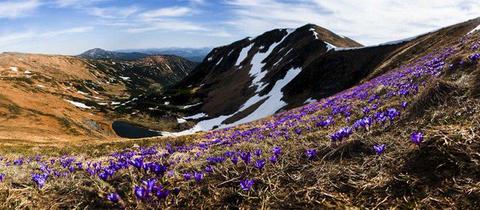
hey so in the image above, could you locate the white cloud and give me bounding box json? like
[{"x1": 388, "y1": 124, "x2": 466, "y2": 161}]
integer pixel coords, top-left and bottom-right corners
[
  {"x1": 127, "y1": 20, "x2": 206, "y2": 33},
  {"x1": 42, "y1": 26, "x2": 94, "y2": 37},
  {"x1": 139, "y1": 7, "x2": 192, "y2": 18},
  {"x1": 225, "y1": 0, "x2": 480, "y2": 45},
  {"x1": 0, "y1": 26, "x2": 94, "y2": 47},
  {"x1": 88, "y1": 6, "x2": 139, "y2": 19},
  {"x1": 0, "y1": 0, "x2": 40, "y2": 19},
  {"x1": 54, "y1": 0, "x2": 108, "y2": 8}
]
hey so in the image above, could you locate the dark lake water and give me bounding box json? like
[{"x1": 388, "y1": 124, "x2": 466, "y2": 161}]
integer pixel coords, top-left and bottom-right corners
[{"x1": 112, "y1": 121, "x2": 162, "y2": 138}]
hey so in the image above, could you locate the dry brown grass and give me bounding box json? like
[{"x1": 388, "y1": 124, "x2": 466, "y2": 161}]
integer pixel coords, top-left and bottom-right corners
[{"x1": 408, "y1": 78, "x2": 462, "y2": 118}]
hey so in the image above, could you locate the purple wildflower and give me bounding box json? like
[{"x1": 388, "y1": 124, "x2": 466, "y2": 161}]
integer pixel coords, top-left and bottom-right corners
[
  {"x1": 305, "y1": 149, "x2": 317, "y2": 160},
  {"x1": 254, "y1": 159, "x2": 266, "y2": 170},
  {"x1": 294, "y1": 128, "x2": 302, "y2": 135},
  {"x1": 134, "y1": 186, "x2": 148, "y2": 199},
  {"x1": 411, "y1": 131, "x2": 424, "y2": 145},
  {"x1": 269, "y1": 155, "x2": 277, "y2": 163},
  {"x1": 254, "y1": 149, "x2": 262, "y2": 157},
  {"x1": 194, "y1": 172, "x2": 204, "y2": 182},
  {"x1": 32, "y1": 173, "x2": 47, "y2": 188},
  {"x1": 373, "y1": 144, "x2": 386, "y2": 155},
  {"x1": 240, "y1": 179, "x2": 254, "y2": 191},
  {"x1": 142, "y1": 178, "x2": 157, "y2": 193},
  {"x1": 230, "y1": 156, "x2": 238, "y2": 165},
  {"x1": 183, "y1": 173, "x2": 192, "y2": 181},
  {"x1": 272, "y1": 146, "x2": 282, "y2": 156},
  {"x1": 155, "y1": 188, "x2": 170, "y2": 199},
  {"x1": 107, "y1": 192, "x2": 120, "y2": 203},
  {"x1": 205, "y1": 165, "x2": 213, "y2": 173},
  {"x1": 240, "y1": 152, "x2": 251, "y2": 164}
]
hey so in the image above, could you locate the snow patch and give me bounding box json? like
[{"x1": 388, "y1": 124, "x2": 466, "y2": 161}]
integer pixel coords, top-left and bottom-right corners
[
  {"x1": 181, "y1": 103, "x2": 202, "y2": 109},
  {"x1": 161, "y1": 115, "x2": 230, "y2": 137},
  {"x1": 9, "y1": 67, "x2": 18, "y2": 72},
  {"x1": 235, "y1": 43, "x2": 254, "y2": 66},
  {"x1": 304, "y1": 98, "x2": 317, "y2": 104},
  {"x1": 183, "y1": 113, "x2": 208, "y2": 120},
  {"x1": 223, "y1": 67, "x2": 302, "y2": 127},
  {"x1": 324, "y1": 41, "x2": 337, "y2": 51},
  {"x1": 77, "y1": 91, "x2": 89, "y2": 95},
  {"x1": 309, "y1": 28, "x2": 319, "y2": 39},
  {"x1": 215, "y1": 57, "x2": 223, "y2": 66},
  {"x1": 177, "y1": 118, "x2": 187, "y2": 124},
  {"x1": 65, "y1": 100, "x2": 92, "y2": 109},
  {"x1": 467, "y1": 24, "x2": 480, "y2": 35},
  {"x1": 119, "y1": 76, "x2": 130, "y2": 81}
]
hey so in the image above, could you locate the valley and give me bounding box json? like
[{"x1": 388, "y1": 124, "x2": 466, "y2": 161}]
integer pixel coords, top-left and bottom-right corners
[{"x1": 0, "y1": 52, "x2": 196, "y2": 144}]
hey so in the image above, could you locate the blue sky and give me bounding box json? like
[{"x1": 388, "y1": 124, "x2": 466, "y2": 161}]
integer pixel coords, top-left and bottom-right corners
[{"x1": 0, "y1": 0, "x2": 479, "y2": 55}]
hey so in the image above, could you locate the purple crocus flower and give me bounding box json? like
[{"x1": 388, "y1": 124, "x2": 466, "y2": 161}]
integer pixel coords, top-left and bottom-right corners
[
  {"x1": 0, "y1": 173, "x2": 5, "y2": 182},
  {"x1": 269, "y1": 155, "x2": 277, "y2": 163},
  {"x1": 401, "y1": 101, "x2": 408, "y2": 109},
  {"x1": 32, "y1": 173, "x2": 47, "y2": 188},
  {"x1": 194, "y1": 172, "x2": 204, "y2": 182},
  {"x1": 254, "y1": 149, "x2": 262, "y2": 157},
  {"x1": 230, "y1": 156, "x2": 238, "y2": 165},
  {"x1": 294, "y1": 128, "x2": 302, "y2": 135},
  {"x1": 240, "y1": 152, "x2": 251, "y2": 164},
  {"x1": 156, "y1": 188, "x2": 170, "y2": 199},
  {"x1": 205, "y1": 165, "x2": 213, "y2": 173},
  {"x1": 107, "y1": 192, "x2": 120, "y2": 203},
  {"x1": 272, "y1": 146, "x2": 282, "y2": 156},
  {"x1": 98, "y1": 171, "x2": 109, "y2": 180},
  {"x1": 386, "y1": 108, "x2": 400, "y2": 121},
  {"x1": 142, "y1": 178, "x2": 157, "y2": 193},
  {"x1": 254, "y1": 159, "x2": 266, "y2": 170},
  {"x1": 183, "y1": 173, "x2": 192, "y2": 181},
  {"x1": 240, "y1": 179, "x2": 254, "y2": 191},
  {"x1": 411, "y1": 131, "x2": 424, "y2": 145},
  {"x1": 134, "y1": 186, "x2": 148, "y2": 199},
  {"x1": 130, "y1": 158, "x2": 144, "y2": 169},
  {"x1": 373, "y1": 144, "x2": 386, "y2": 155},
  {"x1": 305, "y1": 149, "x2": 317, "y2": 160},
  {"x1": 13, "y1": 159, "x2": 23, "y2": 166},
  {"x1": 469, "y1": 53, "x2": 480, "y2": 62}
]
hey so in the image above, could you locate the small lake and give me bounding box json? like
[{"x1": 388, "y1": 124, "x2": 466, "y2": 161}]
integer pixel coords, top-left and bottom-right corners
[{"x1": 112, "y1": 121, "x2": 162, "y2": 138}]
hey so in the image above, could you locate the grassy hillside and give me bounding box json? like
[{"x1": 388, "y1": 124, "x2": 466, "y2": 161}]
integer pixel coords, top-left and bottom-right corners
[{"x1": 0, "y1": 32, "x2": 479, "y2": 209}]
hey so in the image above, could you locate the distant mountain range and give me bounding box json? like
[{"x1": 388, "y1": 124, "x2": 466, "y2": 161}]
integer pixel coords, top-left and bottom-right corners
[
  {"x1": 79, "y1": 47, "x2": 211, "y2": 62},
  {"x1": 117, "y1": 47, "x2": 211, "y2": 62}
]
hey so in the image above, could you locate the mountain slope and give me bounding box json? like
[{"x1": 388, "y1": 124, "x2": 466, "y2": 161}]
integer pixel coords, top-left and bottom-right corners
[
  {"x1": 0, "y1": 53, "x2": 196, "y2": 143},
  {"x1": 129, "y1": 19, "x2": 480, "y2": 135}
]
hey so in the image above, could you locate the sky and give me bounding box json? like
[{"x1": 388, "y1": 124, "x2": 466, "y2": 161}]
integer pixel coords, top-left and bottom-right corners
[{"x1": 0, "y1": 0, "x2": 479, "y2": 55}]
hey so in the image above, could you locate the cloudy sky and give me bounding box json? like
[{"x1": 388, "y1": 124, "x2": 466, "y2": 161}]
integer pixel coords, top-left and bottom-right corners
[{"x1": 0, "y1": 0, "x2": 479, "y2": 55}]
